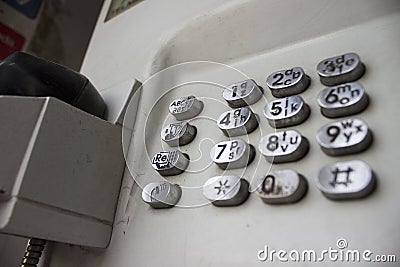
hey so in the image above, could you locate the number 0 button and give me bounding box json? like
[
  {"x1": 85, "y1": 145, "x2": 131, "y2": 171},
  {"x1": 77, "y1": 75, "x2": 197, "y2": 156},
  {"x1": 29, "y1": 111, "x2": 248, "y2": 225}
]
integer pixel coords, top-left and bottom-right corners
[
  {"x1": 263, "y1": 95, "x2": 310, "y2": 128},
  {"x1": 255, "y1": 169, "x2": 308, "y2": 204},
  {"x1": 266, "y1": 67, "x2": 310, "y2": 97},
  {"x1": 210, "y1": 139, "x2": 255, "y2": 170},
  {"x1": 258, "y1": 130, "x2": 309, "y2": 163},
  {"x1": 317, "y1": 52, "x2": 365, "y2": 86},
  {"x1": 316, "y1": 118, "x2": 372, "y2": 156},
  {"x1": 317, "y1": 82, "x2": 369, "y2": 118},
  {"x1": 217, "y1": 107, "x2": 259, "y2": 137},
  {"x1": 223, "y1": 79, "x2": 263, "y2": 108}
]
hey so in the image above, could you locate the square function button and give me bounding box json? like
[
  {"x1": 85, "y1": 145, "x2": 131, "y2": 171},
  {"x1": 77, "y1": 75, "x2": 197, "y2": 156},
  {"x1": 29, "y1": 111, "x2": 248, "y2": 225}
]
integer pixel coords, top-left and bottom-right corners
[
  {"x1": 217, "y1": 107, "x2": 259, "y2": 137},
  {"x1": 316, "y1": 118, "x2": 372, "y2": 156},
  {"x1": 203, "y1": 175, "x2": 250, "y2": 207},
  {"x1": 210, "y1": 139, "x2": 255, "y2": 170},
  {"x1": 316, "y1": 160, "x2": 376, "y2": 200},
  {"x1": 317, "y1": 52, "x2": 365, "y2": 86},
  {"x1": 263, "y1": 95, "x2": 310, "y2": 128},
  {"x1": 317, "y1": 82, "x2": 369, "y2": 118},
  {"x1": 259, "y1": 130, "x2": 309, "y2": 163},
  {"x1": 266, "y1": 67, "x2": 310, "y2": 97},
  {"x1": 151, "y1": 150, "x2": 189, "y2": 176},
  {"x1": 142, "y1": 182, "x2": 182, "y2": 208},
  {"x1": 255, "y1": 169, "x2": 308, "y2": 204},
  {"x1": 223, "y1": 79, "x2": 263, "y2": 108}
]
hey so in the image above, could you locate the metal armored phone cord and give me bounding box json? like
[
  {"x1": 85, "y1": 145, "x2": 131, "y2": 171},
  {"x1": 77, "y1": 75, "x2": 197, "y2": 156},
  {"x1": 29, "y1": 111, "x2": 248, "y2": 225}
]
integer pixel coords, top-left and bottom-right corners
[{"x1": 20, "y1": 238, "x2": 47, "y2": 267}]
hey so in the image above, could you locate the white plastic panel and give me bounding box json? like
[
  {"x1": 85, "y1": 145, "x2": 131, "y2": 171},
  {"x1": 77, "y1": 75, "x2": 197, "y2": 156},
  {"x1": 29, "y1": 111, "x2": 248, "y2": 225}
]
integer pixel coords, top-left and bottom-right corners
[{"x1": 48, "y1": 0, "x2": 400, "y2": 266}]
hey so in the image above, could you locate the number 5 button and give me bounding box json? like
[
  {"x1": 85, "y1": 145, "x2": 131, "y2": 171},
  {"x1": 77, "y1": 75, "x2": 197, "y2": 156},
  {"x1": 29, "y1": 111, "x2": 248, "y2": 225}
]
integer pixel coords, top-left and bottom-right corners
[
  {"x1": 210, "y1": 139, "x2": 255, "y2": 170},
  {"x1": 263, "y1": 95, "x2": 310, "y2": 128},
  {"x1": 217, "y1": 107, "x2": 259, "y2": 136},
  {"x1": 316, "y1": 118, "x2": 372, "y2": 156}
]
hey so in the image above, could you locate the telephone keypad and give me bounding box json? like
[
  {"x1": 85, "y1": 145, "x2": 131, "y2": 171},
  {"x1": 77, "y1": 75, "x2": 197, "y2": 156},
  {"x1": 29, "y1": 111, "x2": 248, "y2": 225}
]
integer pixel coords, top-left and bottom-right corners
[
  {"x1": 316, "y1": 160, "x2": 376, "y2": 200},
  {"x1": 217, "y1": 107, "x2": 259, "y2": 137},
  {"x1": 266, "y1": 67, "x2": 310, "y2": 97},
  {"x1": 169, "y1": 95, "x2": 204, "y2": 120},
  {"x1": 203, "y1": 175, "x2": 250, "y2": 206},
  {"x1": 210, "y1": 139, "x2": 255, "y2": 170},
  {"x1": 316, "y1": 52, "x2": 365, "y2": 86},
  {"x1": 142, "y1": 182, "x2": 182, "y2": 208},
  {"x1": 144, "y1": 51, "x2": 376, "y2": 207},
  {"x1": 317, "y1": 82, "x2": 369, "y2": 118},
  {"x1": 223, "y1": 79, "x2": 263, "y2": 108},
  {"x1": 258, "y1": 130, "x2": 309, "y2": 163},
  {"x1": 151, "y1": 150, "x2": 189, "y2": 176},
  {"x1": 255, "y1": 169, "x2": 308, "y2": 204},
  {"x1": 316, "y1": 118, "x2": 372, "y2": 156},
  {"x1": 263, "y1": 95, "x2": 310, "y2": 128},
  {"x1": 161, "y1": 121, "x2": 197, "y2": 147}
]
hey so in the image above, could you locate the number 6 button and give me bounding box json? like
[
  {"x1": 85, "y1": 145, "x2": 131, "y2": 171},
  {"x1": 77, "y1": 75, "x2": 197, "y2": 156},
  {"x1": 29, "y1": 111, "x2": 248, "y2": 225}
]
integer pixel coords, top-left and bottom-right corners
[
  {"x1": 217, "y1": 107, "x2": 259, "y2": 137},
  {"x1": 316, "y1": 118, "x2": 372, "y2": 156},
  {"x1": 210, "y1": 139, "x2": 255, "y2": 170},
  {"x1": 263, "y1": 95, "x2": 310, "y2": 128},
  {"x1": 317, "y1": 82, "x2": 369, "y2": 118}
]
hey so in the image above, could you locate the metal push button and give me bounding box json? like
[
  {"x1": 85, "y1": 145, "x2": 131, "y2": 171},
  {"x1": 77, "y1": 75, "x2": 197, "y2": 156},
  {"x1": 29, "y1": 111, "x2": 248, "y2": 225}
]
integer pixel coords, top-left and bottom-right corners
[
  {"x1": 258, "y1": 130, "x2": 309, "y2": 163},
  {"x1": 317, "y1": 52, "x2": 365, "y2": 86},
  {"x1": 316, "y1": 160, "x2": 376, "y2": 200},
  {"x1": 169, "y1": 96, "x2": 204, "y2": 120},
  {"x1": 217, "y1": 107, "x2": 258, "y2": 137},
  {"x1": 161, "y1": 121, "x2": 197, "y2": 147},
  {"x1": 263, "y1": 95, "x2": 310, "y2": 128},
  {"x1": 223, "y1": 79, "x2": 263, "y2": 108},
  {"x1": 203, "y1": 175, "x2": 250, "y2": 207},
  {"x1": 316, "y1": 118, "x2": 372, "y2": 156},
  {"x1": 255, "y1": 169, "x2": 308, "y2": 204},
  {"x1": 317, "y1": 82, "x2": 369, "y2": 118},
  {"x1": 142, "y1": 182, "x2": 182, "y2": 208},
  {"x1": 210, "y1": 139, "x2": 255, "y2": 170},
  {"x1": 151, "y1": 150, "x2": 189, "y2": 176},
  {"x1": 266, "y1": 67, "x2": 310, "y2": 97}
]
